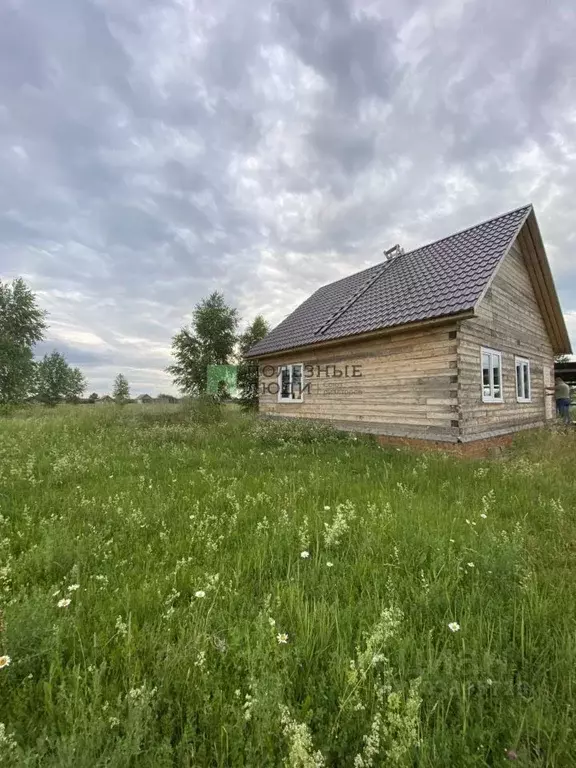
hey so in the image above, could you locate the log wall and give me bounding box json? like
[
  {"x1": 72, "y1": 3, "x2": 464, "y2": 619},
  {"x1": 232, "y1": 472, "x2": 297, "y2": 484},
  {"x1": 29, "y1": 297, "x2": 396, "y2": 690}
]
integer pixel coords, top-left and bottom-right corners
[{"x1": 258, "y1": 324, "x2": 460, "y2": 441}]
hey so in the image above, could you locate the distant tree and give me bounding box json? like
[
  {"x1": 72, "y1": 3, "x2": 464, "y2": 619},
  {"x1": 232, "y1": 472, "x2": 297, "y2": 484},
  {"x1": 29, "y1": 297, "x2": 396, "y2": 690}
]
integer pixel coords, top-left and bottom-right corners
[
  {"x1": 113, "y1": 374, "x2": 130, "y2": 404},
  {"x1": 157, "y1": 393, "x2": 177, "y2": 403},
  {"x1": 65, "y1": 368, "x2": 87, "y2": 403},
  {"x1": 88, "y1": 392, "x2": 99, "y2": 403},
  {"x1": 0, "y1": 277, "x2": 47, "y2": 405},
  {"x1": 36, "y1": 351, "x2": 86, "y2": 406},
  {"x1": 237, "y1": 315, "x2": 269, "y2": 410},
  {"x1": 167, "y1": 292, "x2": 239, "y2": 395}
]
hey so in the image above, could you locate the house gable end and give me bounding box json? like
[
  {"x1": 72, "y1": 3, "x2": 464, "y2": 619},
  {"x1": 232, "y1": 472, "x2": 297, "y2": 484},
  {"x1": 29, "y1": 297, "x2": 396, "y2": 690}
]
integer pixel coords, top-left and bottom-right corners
[
  {"x1": 474, "y1": 213, "x2": 571, "y2": 355},
  {"x1": 457, "y1": 232, "x2": 557, "y2": 441},
  {"x1": 474, "y1": 234, "x2": 554, "y2": 354}
]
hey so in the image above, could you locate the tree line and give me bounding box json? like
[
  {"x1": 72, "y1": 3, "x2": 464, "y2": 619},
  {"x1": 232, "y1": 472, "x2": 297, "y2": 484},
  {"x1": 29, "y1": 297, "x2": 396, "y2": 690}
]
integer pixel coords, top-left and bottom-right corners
[
  {"x1": 0, "y1": 278, "x2": 140, "y2": 407},
  {"x1": 2, "y1": 278, "x2": 268, "y2": 409},
  {"x1": 0, "y1": 278, "x2": 86, "y2": 406}
]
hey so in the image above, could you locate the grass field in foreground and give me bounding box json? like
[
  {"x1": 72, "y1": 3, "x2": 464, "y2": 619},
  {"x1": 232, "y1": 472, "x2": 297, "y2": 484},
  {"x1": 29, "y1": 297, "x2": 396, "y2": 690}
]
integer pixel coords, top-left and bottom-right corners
[{"x1": 0, "y1": 404, "x2": 575, "y2": 767}]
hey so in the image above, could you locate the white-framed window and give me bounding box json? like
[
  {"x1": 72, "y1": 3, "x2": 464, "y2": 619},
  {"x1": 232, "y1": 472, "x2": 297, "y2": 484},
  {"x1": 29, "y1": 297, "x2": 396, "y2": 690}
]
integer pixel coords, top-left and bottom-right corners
[
  {"x1": 515, "y1": 357, "x2": 531, "y2": 402},
  {"x1": 278, "y1": 363, "x2": 304, "y2": 402},
  {"x1": 481, "y1": 347, "x2": 503, "y2": 403}
]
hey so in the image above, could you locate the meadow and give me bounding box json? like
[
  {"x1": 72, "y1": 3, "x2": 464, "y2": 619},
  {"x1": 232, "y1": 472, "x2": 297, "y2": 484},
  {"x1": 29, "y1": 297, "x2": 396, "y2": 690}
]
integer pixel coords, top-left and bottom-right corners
[{"x1": 0, "y1": 403, "x2": 575, "y2": 767}]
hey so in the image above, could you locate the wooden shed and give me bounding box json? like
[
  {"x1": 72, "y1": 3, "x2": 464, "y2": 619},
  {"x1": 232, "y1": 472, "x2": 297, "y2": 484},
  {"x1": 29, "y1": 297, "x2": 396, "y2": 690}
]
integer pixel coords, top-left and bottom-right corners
[{"x1": 246, "y1": 205, "x2": 571, "y2": 450}]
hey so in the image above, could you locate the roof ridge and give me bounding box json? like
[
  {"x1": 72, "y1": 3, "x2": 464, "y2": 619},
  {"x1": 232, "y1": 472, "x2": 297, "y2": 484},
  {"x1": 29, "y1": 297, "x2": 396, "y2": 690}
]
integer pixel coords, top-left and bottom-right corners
[
  {"x1": 314, "y1": 254, "x2": 401, "y2": 336},
  {"x1": 314, "y1": 205, "x2": 531, "y2": 340},
  {"x1": 401, "y1": 203, "x2": 533, "y2": 261},
  {"x1": 313, "y1": 204, "x2": 532, "y2": 294}
]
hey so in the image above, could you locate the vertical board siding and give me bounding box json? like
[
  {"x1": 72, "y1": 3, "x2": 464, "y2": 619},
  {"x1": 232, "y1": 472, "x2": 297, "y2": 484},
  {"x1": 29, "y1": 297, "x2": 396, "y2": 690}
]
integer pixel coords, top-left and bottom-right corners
[{"x1": 458, "y1": 239, "x2": 554, "y2": 439}]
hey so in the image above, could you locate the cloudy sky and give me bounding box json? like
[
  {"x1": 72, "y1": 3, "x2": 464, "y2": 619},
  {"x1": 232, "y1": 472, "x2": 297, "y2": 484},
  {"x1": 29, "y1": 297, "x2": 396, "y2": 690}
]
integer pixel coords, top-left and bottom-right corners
[{"x1": 2, "y1": 0, "x2": 576, "y2": 395}]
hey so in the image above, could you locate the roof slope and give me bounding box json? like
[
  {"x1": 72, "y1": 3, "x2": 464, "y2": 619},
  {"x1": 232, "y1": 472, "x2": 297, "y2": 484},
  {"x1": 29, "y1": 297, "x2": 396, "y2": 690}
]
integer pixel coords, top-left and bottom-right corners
[{"x1": 248, "y1": 205, "x2": 533, "y2": 357}]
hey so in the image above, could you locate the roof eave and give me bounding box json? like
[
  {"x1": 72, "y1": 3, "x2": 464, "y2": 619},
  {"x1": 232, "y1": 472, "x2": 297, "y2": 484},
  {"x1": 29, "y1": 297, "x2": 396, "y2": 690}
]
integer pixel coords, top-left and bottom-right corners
[
  {"x1": 245, "y1": 310, "x2": 475, "y2": 360},
  {"x1": 520, "y1": 209, "x2": 572, "y2": 355}
]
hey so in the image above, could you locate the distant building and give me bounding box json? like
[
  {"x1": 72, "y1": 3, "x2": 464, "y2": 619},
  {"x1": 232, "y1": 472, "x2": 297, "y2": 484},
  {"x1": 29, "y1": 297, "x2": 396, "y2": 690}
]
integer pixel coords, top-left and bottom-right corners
[{"x1": 136, "y1": 394, "x2": 154, "y2": 404}]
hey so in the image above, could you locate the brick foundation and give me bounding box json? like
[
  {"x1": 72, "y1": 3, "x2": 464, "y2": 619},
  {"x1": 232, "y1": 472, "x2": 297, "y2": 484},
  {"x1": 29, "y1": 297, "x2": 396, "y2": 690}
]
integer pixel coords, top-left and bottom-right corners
[{"x1": 376, "y1": 433, "x2": 514, "y2": 458}]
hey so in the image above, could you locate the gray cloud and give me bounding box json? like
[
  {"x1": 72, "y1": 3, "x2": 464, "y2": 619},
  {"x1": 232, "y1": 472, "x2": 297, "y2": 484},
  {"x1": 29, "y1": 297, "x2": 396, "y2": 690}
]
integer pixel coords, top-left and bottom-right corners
[{"x1": 1, "y1": 0, "x2": 576, "y2": 394}]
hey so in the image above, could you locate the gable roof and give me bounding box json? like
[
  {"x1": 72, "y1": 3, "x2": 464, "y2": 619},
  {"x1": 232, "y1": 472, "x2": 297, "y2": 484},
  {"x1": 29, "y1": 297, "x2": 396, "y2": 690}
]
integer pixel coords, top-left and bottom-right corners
[{"x1": 248, "y1": 204, "x2": 571, "y2": 357}]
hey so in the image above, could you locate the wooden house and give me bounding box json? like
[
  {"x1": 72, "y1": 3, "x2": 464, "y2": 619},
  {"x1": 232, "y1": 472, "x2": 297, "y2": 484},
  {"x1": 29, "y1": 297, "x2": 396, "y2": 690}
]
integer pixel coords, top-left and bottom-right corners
[{"x1": 246, "y1": 205, "x2": 571, "y2": 451}]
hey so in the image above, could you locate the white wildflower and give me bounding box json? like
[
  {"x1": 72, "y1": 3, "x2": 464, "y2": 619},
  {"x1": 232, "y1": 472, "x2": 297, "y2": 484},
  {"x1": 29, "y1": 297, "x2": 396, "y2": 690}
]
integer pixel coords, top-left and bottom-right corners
[
  {"x1": 326, "y1": 561, "x2": 334, "y2": 568},
  {"x1": 448, "y1": 622, "x2": 460, "y2": 632},
  {"x1": 67, "y1": 584, "x2": 80, "y2": 591},
  {"x1": 194, "y1": 590, "x2": 206, "y2": 599},
  {"x1": 277, "y1": 633, "x2": 289, "y2": 644},
  {"x1": 300, "y1": 550, "x2": 310, "y2": 559},
  {"x1": 115, "y1": 616, "x2": 128, "y2": 637},
  {"x1": 480, "y1": 513, "x2": 487, "y2": 519},
  {"x1": 0, "y1": 655, "x2": 11, "y2": 669},
  {"x1": 323, "y1": 500, "x2": 356, "y2": 547},
  {"x1": 467, "y1": 562, "x2": 475, "y2": 568},
  {"x1": 280, "y1": 706, "x2": 325, "y2": 767},
  {"x1": 127, "y1": 684, "x2": 156, "y2": 703},
  {"x1": 298, "y1": 516, "x2": 310, "y2": 550},
  {"x1": 346, "y1": 605, "x2": 404, "y2": 703},
  {"x1": 243, "y1": 691, "x2": 256, "y2": 721},
  {"x1": 354, "y1": 711, "x2": 382, "y2": 768},
  {"x1": 323, "y1": 506, "x2": 331, "y2": 511},
  {"x1": 0, "y1": 723, "x2": 17, "y2": 754},
  {"x1": 57, "y1": 598, "x2": 71, "y2": 608}
]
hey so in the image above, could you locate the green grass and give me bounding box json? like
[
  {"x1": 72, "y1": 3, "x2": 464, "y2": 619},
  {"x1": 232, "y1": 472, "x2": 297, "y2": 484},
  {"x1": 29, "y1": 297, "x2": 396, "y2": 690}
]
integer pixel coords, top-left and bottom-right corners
[{"x1": 0, "y1": 404, "x2": 575, "y2": 766}]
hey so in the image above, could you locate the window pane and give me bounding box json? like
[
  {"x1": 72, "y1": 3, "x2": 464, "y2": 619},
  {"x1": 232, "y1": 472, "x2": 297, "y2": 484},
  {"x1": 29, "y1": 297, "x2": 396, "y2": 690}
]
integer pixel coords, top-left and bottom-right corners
[
  {"x1": 292, "y1": 365, "x2": 302, "y2": 399},
  {"x1": 281, "y1": 367, "x2": 291, "y2": 398},
  {"x1": 523, "y1": 364, "x2": 530, "y2": 399},
  {"x1": 482, "y1": 353, "x2": 491, "y2": 397},
  {"x1": 516, "y1": 363, "x2": 522, "y2": 398},
  {"x1": 492, "y1": 355, "x2": 501, "y2": 398}
]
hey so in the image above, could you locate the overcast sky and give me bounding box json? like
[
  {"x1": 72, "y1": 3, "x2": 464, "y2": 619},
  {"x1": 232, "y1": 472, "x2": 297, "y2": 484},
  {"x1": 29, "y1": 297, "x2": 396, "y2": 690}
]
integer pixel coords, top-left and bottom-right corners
[{"x1": 2, "y1": 0, "x2": 576, "y2": 395}]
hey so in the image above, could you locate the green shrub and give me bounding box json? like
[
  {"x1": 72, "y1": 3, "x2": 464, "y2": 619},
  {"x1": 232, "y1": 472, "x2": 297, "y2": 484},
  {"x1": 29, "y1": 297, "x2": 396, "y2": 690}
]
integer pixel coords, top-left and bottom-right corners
[{"x1": 184, "y1": 393, "x2": 224, "y2": 425}]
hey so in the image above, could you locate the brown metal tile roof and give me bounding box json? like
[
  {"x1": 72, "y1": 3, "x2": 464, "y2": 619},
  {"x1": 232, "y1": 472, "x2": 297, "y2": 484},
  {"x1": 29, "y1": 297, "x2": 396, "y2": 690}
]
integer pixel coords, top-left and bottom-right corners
[{"x1": 247, "y1": 205, "x2": 532, "y2": 357}]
